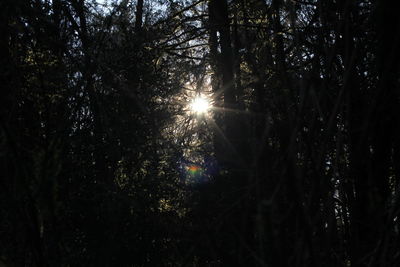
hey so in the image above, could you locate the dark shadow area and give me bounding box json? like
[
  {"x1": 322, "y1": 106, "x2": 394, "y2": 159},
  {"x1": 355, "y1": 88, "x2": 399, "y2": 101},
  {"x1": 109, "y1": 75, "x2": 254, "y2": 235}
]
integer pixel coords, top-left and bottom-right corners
[{"x1": 1, "y1": 0, "x2": 399, "y2": 266}]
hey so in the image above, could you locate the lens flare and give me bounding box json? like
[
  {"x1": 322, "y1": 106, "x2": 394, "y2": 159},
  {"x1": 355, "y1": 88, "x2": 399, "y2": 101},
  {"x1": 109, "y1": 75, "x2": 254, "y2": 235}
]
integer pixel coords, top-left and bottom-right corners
[
  {"x1": 186, "y1": 165, "x2": 203, "y2": 177},
  {"x1": 188, "y1": 165, "x2": 202, "y2": 175}
]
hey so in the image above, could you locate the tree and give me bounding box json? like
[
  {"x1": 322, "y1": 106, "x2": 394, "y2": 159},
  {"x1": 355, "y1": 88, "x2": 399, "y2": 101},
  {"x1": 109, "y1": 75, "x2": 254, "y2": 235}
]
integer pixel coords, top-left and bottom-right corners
[{"x1": 1, "y1": 0, "x2": 400, "y2": 266}]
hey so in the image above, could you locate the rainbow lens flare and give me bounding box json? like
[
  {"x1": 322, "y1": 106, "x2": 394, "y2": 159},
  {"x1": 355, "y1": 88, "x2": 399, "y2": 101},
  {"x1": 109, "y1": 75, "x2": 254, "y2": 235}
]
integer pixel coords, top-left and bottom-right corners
[{"x1": 188, "y1": 165, "x2": 202, "y2": 175}]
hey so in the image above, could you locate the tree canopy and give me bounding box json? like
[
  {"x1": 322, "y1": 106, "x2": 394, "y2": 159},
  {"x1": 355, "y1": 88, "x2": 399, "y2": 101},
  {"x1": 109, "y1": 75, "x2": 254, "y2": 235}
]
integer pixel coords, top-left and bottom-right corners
[{"x1": 1, "y1": 0, "x2": 400, "y2": 266}]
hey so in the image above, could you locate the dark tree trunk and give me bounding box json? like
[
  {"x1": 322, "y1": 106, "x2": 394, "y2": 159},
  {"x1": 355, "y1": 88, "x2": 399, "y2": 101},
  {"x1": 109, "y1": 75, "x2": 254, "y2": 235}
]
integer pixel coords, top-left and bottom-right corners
[{"x1": 135, "y1": 0, "x2": 144, "y2": 33}]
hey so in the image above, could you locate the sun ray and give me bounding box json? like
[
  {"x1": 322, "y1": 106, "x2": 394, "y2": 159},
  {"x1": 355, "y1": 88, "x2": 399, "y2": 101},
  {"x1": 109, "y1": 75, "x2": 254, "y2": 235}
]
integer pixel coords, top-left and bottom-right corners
[
  {"x1": 205, "y1": 117, "x2": 247, "y2": 167},
  {"x1": 211, "y1": 106, "x2": 256, "y2": 115}
]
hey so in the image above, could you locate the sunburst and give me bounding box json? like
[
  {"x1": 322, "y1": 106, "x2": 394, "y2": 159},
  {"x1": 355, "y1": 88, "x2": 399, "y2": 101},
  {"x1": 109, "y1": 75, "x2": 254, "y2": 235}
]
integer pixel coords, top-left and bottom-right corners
[{"x1": 190, "y1": 96, "x2": 210, "y2": 114}]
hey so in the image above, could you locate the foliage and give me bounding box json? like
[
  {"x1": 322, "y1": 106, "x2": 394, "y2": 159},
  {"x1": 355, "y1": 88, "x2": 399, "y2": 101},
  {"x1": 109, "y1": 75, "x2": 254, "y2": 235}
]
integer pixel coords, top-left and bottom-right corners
[{"x1": 1, "y1": 0, "x2": 400, "y2": 266}]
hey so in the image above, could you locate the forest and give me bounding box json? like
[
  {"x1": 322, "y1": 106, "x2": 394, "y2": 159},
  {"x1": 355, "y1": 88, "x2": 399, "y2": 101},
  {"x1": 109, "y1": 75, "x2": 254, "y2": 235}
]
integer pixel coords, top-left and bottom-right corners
[{"x1": 1, "y1": 0, "x2": 399, "y2": 266}]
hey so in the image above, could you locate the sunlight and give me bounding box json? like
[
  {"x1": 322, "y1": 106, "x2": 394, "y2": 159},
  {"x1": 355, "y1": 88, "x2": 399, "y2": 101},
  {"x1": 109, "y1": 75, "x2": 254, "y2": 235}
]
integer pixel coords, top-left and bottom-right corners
[{"x1": 191, "y1": 96, "x2": 210, "y2": 114}]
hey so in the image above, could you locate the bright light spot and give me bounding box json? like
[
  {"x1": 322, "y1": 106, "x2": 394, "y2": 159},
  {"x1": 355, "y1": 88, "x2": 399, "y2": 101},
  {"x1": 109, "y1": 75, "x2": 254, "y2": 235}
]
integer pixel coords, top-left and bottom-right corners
[{"x1": 191, "y1": 96, "x2": 210, "y2": 114}]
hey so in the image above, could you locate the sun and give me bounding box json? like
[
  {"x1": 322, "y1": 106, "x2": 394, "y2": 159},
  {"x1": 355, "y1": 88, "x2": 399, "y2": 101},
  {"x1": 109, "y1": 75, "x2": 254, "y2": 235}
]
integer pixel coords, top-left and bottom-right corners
[{"x1": 191, "y1": 96, "x2": 210, "y2": 114}]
